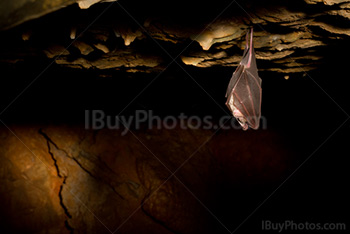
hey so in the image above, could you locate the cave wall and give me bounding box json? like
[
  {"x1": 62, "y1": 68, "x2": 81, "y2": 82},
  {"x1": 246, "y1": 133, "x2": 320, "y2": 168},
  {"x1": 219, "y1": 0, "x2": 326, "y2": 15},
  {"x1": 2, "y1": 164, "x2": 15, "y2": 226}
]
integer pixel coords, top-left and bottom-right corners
[
  {"x1": 0, "y1": 1, "x2": 349, "y2": 233},
  {"x1": 0, "y1": 125, "x2": 292, "y2": 233},
  {"x1": 1, "y1": 0, "x2": 350, "y2": 74}
]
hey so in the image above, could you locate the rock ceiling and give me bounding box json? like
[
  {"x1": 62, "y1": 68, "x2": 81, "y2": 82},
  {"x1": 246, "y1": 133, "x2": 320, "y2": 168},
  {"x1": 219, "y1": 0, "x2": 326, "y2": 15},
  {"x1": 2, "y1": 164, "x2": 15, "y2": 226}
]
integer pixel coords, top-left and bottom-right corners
[{"x1": 1, "y1": 0, "x2": 350, "y2": 73}]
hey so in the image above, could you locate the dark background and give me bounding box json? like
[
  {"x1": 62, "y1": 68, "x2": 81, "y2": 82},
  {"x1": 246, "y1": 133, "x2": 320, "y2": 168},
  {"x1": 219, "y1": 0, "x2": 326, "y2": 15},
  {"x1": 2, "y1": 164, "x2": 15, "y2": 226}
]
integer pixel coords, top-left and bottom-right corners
[
  {"x1": 1, "y1": 55, "x2": 349, "y2": 233},
  {"x1": 0, "y1": 1, "x2": 349, "y2": 233}
]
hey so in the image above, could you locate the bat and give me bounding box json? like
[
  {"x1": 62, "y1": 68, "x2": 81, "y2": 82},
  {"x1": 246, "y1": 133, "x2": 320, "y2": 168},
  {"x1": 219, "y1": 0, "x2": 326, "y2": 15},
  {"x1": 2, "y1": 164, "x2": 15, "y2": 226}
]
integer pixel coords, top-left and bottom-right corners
[{"x1": 225, "y1": 28, "x2": 262, "y2": 130}]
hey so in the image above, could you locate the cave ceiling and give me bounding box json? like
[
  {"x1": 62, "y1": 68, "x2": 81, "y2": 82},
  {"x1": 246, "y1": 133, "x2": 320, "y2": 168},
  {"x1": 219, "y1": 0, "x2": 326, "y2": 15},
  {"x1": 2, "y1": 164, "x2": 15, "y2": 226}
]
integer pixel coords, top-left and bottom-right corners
[{"x1": 1, "y1": 0, "x2": 350, "y2": 74}]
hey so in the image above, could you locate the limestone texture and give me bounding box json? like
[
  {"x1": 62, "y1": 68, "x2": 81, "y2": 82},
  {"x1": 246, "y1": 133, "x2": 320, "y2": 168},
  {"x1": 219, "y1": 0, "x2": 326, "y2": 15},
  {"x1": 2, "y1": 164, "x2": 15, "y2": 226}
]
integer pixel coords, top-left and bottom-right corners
[
  {"x1": 0, "y1": 125, "x2": 291, "y2": 233},
  {"x1": 1, "y1": 0, "x2": 349, "y2": 73}
]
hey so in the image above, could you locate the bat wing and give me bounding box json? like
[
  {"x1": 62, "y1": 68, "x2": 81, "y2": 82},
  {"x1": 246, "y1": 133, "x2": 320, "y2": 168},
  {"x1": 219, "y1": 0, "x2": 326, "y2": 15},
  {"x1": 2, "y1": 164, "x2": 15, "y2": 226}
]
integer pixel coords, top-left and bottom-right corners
[
  {"x1": 225, "y1": 64, "x2": 244, "y2": 98},
  {"x1": 225, "y1": 28, "x2": 262, "y2": 130}
]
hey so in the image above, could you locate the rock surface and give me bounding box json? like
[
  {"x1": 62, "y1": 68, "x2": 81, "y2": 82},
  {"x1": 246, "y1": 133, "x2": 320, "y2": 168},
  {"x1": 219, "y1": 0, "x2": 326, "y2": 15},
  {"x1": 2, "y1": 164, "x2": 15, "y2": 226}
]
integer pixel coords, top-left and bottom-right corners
[
  {"x1": 0, "y1": 125, "x2": 291, "y2": 233},
  {"x1": 0, "y1": 0, "x2": 350, "y2": 74},
  {"x1": 0, "y1": 0, "x2": 117, "y2": 30}
]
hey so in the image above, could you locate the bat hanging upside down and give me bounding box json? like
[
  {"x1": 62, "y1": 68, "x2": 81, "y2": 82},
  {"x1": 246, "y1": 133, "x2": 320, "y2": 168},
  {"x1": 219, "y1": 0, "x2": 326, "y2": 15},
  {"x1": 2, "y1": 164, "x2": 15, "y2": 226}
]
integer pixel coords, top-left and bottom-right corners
[{"x1": 225, "y1": 28, "x2": 262, "y2": 130}]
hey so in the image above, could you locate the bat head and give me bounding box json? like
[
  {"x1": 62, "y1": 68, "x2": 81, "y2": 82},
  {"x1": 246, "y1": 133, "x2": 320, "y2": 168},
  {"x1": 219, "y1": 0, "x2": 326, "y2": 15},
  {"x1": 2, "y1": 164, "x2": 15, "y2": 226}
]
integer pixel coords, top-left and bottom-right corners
[
  {"x1": 233, "y1": 110, "x2": 249, "y2": 131},
  {"x1": 226, "y1": 94, "x2": 260, "y2": 130}
]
